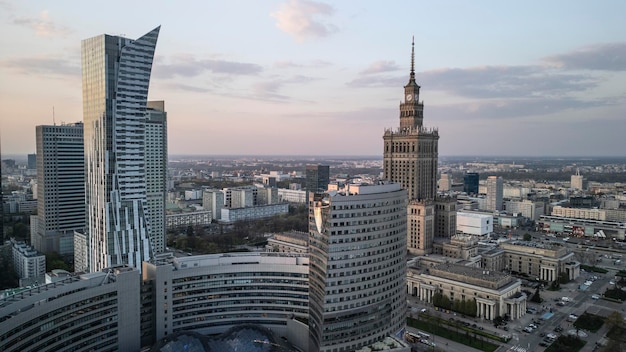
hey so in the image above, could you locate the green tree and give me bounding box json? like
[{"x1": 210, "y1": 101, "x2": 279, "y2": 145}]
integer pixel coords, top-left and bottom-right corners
[
  {"x1": 523, "y1": 233, "x2": 532, "y2": 241},
  {"x1": 606, "y1": 311, "x2": 624, "y2": 330},
  {"x1": 531, "y1": 287, "x2": 542, "y2": 303}
]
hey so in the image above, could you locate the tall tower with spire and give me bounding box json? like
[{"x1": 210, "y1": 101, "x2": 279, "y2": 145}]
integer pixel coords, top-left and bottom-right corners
[{"x1": 383, "y1": 39, "x2": 443, "y2": 255}]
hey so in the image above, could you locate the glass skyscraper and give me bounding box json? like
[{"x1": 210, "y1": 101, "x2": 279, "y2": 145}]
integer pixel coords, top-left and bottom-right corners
[{"x1": 82, "y1": 26, "x2": 160, "y2": 272}]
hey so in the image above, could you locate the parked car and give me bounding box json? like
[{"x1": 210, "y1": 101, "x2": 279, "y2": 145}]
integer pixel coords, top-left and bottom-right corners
[{"x1": 591, "y1": 294, "x2": 600, "y2": 300}]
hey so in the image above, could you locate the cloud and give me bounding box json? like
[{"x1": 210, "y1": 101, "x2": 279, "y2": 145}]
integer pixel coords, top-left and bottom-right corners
[
  {"x1": 273, "y1": 59, "x2": 333, "y2": 69},
  {"x1": 163, "y1": 83, "x2": 211, "y2": 93},
  {"x1": 360, "y1": 60, "x2": 400, "y2": 75},
  {"x1": 429, "y1": 96, "x2": 614, "y2": 121},
  {"x1": 0, "y1": 56, "x2": 79, "y2": 77},
  {"x1": 154, "y1": 55, "x2": 263, "y2": 79},
  {"x1": 544, "y1": 42, "x2": 626, "y2": 71},
  {"x1": 346, "y1": 74, "x2": 404, "y2": 88},
  {"x1": 271, "y1": 0, "x2": 338, "y2": 42},
  {"x1": 251, "y1": 74, "x2": 319, "y2": 100},
  {"x1": 13, "y1": 10, "x2": 72, "y2": 37},
  {"x1": 419, "y1": 65, "x2": 599, "y2": 99}
]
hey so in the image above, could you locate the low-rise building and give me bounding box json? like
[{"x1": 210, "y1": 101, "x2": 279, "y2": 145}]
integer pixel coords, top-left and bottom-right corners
[
  {"x1": 407, "y1": 263, "x2": 527, "y2": 321},
  {"x1": 11, "y1": 239, "x2": 45, "y2": 286},
  {"x1": 220, "y1": 203, "x2": 288, "y2": 223}
]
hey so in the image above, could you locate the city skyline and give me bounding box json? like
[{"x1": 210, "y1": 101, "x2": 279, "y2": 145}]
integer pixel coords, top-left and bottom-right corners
[{"x1": 1, "y1": 1, "x2": 626, "y2": 157}]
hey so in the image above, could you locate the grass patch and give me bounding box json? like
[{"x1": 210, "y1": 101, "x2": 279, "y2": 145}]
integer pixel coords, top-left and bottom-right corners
[
  {"x1": 573, "y1": 312, "x2": 604, "y2": 333},
  {"x1": 580, "y1": 265, "x2": 608, "y2": 273},
  {"x1": 544, "y1": 334, "x2": 586, "y2": 352},
  {"x1": 407, "y1": 316, "x2": 500, "y2": 352}
]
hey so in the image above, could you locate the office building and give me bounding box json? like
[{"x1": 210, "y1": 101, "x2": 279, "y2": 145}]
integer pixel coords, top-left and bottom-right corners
[
  {"x1": 82, "y1": 27, "x2": 161, "y2": 272},
  {"x1": 305, "y1": 164, "x2": 329, "y2": 198},
  {"x1": 33, "y1": 123, "x2": 84, "y2": 254},
  {"x1": 27, "y1": 154, "x2": 36, "y2": 170},
  {"x1": 439, "y1": 173, "x2": 452, "y2": 192},
  {"x1": 456, "y1": 212, "x2": 493, "y2": 236},
  {"x1": 308, "y1": 182, "x2": 407, "y2": 352},
  {"x1": 0, "y1": 266, "x2": 141, "y2": 352},
  {"x1": 463, "y1": 172, "x2": 479, "y2": 194},
  {"x1": 571, "y1": 169, "x2": 583, "y2": 190},
  {"x1": 486, "y1": 176, "x2": 503, "y2": 211},
  {"x1": 145, "y1": 101, "x2": 168, "y2": 254},
  {"x1": 505, "y1": 199, "x2": 544, "y2": 221}
]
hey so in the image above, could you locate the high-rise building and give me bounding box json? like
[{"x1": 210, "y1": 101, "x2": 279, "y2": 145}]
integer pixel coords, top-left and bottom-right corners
[
  {"x1": 145, "y1": 101, "x2": 168, "y2": 254},
  {"x1": 27, "y1": 153, "x2": 36, "y2": 170},
  {"x1": 571, "y1": 169, "x2": 583, "y2": 190},
  {"x1": 486, "y1": 176, "x2": 504, "y2": 211},
  {"x1": 463, "y1": 172, "x2": 479, "y2": 194},
  {"x1": 82, "y1": 27, "x2": 161, "y2": 272},
  {"x1": 383, "y1": 39, "x2": 444, "y2": 254},
  {"x1": 33, "y1": 123, "x2": 85, "y2": 254},
  {"x1": 305, "y1": 164, "x2": 330, "y2": 197},
  {"x1": 308, "y1": 182, "x2": 407, "y2": 352},
  {"x1": 439, "y1": 173, "x2": 452, "y2": 192}
]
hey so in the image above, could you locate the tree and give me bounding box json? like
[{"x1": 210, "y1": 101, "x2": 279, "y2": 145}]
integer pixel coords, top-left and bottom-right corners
[
  {"x1": 531, "y1": 287, "x2": 542, "y2": 303},
  {"x1": 523, "y1": 233, "x2": 532, "y2": 241}
]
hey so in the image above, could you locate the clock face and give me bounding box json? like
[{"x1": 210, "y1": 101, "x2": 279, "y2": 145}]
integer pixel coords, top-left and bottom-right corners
[{"x1": 406, "y1": 94, "x2": 413, "y2": 101}]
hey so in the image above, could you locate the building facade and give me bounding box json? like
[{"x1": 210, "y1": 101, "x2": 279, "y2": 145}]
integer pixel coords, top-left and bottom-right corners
[
  {"x1": 407, "y1": 263, "x2": 527, "y2": 321},
  {"x1": 11, "y1": 239, "x2": 46, "y2": 285},
  {"x1": 463, "y1": 173, "x2": 479, "y2": 194},
  {"x1": 308, "y1": 182, "x2": 407, "y2": 352},
  {"x1": 305, "y1": 165, "x2": 330, "y2": 200},
  {"x1": 33, "y1": 123, "x2": 85, "y2": 255},
  {"x1": 82, "y1": 27, "x2": 161, "y2": 272},
  {"x1": 486, "y1": 176, "x2": 503, "y2": 211},
  {"x1": 383, "y1": 40, "x2": 447, "y2": 255},
  {"x1": 145, "y1": 101, "x2": 168, "y2": 254},
  {"x1": 0, "y1": 266, "x2": 141, "y2": 352}
]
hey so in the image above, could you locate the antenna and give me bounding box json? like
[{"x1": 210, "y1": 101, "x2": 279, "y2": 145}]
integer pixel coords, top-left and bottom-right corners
[{"x1": 53, "y1": 106, "x2": 56, "y2": 126}]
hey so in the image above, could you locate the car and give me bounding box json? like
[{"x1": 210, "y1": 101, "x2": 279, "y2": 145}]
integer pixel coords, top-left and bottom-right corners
[
  {"x1": 539, "y1": 342, "x2": 548, "y2": 347},
  {"x1": 557, "y1": 301, "x2": 566, "y2": 306},
  {"x1": 420, "y1": 308, "x2": 427, "y2": 313},
  {"x1": 610, "y1": 280, "x2": 615, "y2": 285},
  {"x1": 591, "y1": 294, "x2": 600, "y2": 300},
  {"x1": 523, "y1": 327, "x2": 533, "y2": 333},
  {"x1": 539, "y1": 332, "x2": 546, "y2": 337},
  {"x1": 554, "y1": 326, "x2": 563, "y2": 332},
  {"x1": 547, "y1": 333, "x2": 557, "y2": 340}
]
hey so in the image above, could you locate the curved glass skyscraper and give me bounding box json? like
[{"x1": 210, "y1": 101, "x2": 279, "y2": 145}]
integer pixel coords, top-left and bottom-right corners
[{"x1": 82, "y1": 27, "x2": 160, "y2": 272}]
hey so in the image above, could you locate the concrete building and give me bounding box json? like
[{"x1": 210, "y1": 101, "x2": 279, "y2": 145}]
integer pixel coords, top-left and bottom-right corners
[
  {"x1": 481, "y1": 241, "x2": 580, "y2": 282},
  {"x1": 457, "y1": 212, "x2": 493, "y2": 236},
  {"x1": 33, "y1": 123, "x2": 84, "y2": 255},
  {"x1": 278, "y1": 188, "x2": 307, "y2": 204},
  {"x1": 165, "y1": 210, "x2": 211, "y2": 230},
  {"x1": 435, "y1": 197, "x2": 457, "y2": 238},
  {"x1": 538, "y1": 215, "x2": 626, "y2": 240},
  {"x1": 571, "y1": 169, "x2": 584, "y2": 190},
  {"x1": 27, "y1": 153, "x2": 36, "y2": 170},
  {"x1": 145, "y1": 101, "x2": 168, "y2": 254},
  {"x1": 202, "y1": 188, "x2": 224, "y2": 220},
  {"x1": 407, "y1": 263, "x2": 527, "y2": 321},
  {"x1": 267, "y1": 231, "x2": 309, "y2": 254},
  {"x1": 82, "y1": 27, "x2": 161, "y2": 272},
  {"x1": 143, "y1": 253, "x2": 310, "y2": 350},
  {"x1": 11, "y1": 239, "x2": 46, "y2": 285},
  {"x1": 0, "y1": 266, "x2": 141, "y2": 352},
  {"x1": 407, "y1": 200, "x2": 434, "y2": 255},
  {"x1": 486, "y1": 176, "x2": 503, "y2": 211},
  {"x1": 439, "y1": 173, "x2": 452, "y2": 192},
  {"x1": 220, "y1": 203, "x2": 289, "y2": 223},
  {"x1": 505, "y1": 199, "x2": 544, "y2": 221},
  {"x1": 308, "y1": 182, "x2": 407, "y2": 352}
]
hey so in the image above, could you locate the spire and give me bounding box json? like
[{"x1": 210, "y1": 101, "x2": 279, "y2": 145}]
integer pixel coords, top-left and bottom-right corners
[{"x1": 410, "y1": 36, "x2": 415, "y2": 82}]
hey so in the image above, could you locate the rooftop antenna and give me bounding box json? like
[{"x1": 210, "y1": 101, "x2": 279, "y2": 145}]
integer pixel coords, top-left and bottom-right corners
[{"x1": 53, "y1": 106, "x2": 55, "y2": 126}]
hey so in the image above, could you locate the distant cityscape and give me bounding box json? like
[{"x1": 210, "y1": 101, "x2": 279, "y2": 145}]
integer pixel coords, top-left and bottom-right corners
[{"x1": 1, "y1": 26, "x2": 626, "y2": 352}]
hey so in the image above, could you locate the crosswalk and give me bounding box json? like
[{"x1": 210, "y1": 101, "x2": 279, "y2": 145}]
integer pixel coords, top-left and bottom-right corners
[{"x1": 507, "y1": 345, "x2": 527, "y2": 352}]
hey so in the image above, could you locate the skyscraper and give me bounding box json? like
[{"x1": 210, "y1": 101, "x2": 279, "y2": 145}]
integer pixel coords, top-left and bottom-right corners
[
  {"x1": 308, "y1": 182, "x2": 407, "y2": 352},
  {"x1": 383, "y1": 39, "x2": 442, "y2": 255},
  {"x1": 486, "y1": 176, "x2": 503, "y2": 211},
  {"x1": 82, "y1": 26, "x2": 161, "y2": 272},
  {"x1": 306, "y1": 165, "x2": 330, "y2": 194},
  {"x1": 33, "y1": 123, "x2": 84, "y2": 254},
  {"x1": 145, "y1": 101, "x2": 168, "y2": 254},
  {"x1": 463, "y1": 172, "x2": 479, "y2": 194}
]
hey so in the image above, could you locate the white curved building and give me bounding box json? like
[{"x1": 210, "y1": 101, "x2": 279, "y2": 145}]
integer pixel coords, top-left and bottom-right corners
[
  {"x1": 308, "y1": 182, "x2": 408, "y2": 352},
  {"x1": 143, "y1": 252, "x2": 310, "y2": 343}
]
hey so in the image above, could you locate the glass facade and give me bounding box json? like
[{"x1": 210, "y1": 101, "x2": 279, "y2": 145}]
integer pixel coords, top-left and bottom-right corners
[{"x1": 82, "y1": 27, "x2": 160, "y2": 272}]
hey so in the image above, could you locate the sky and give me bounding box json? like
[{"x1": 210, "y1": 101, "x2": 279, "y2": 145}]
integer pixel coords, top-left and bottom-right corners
[{"x1": 0, "y1": 0, "x2": 625, "y2": 157}]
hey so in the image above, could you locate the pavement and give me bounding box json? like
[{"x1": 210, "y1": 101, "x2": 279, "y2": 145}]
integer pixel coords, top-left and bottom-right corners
[{"x1": 406, "y1": 264, "x2": 624, "y2": 352}]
